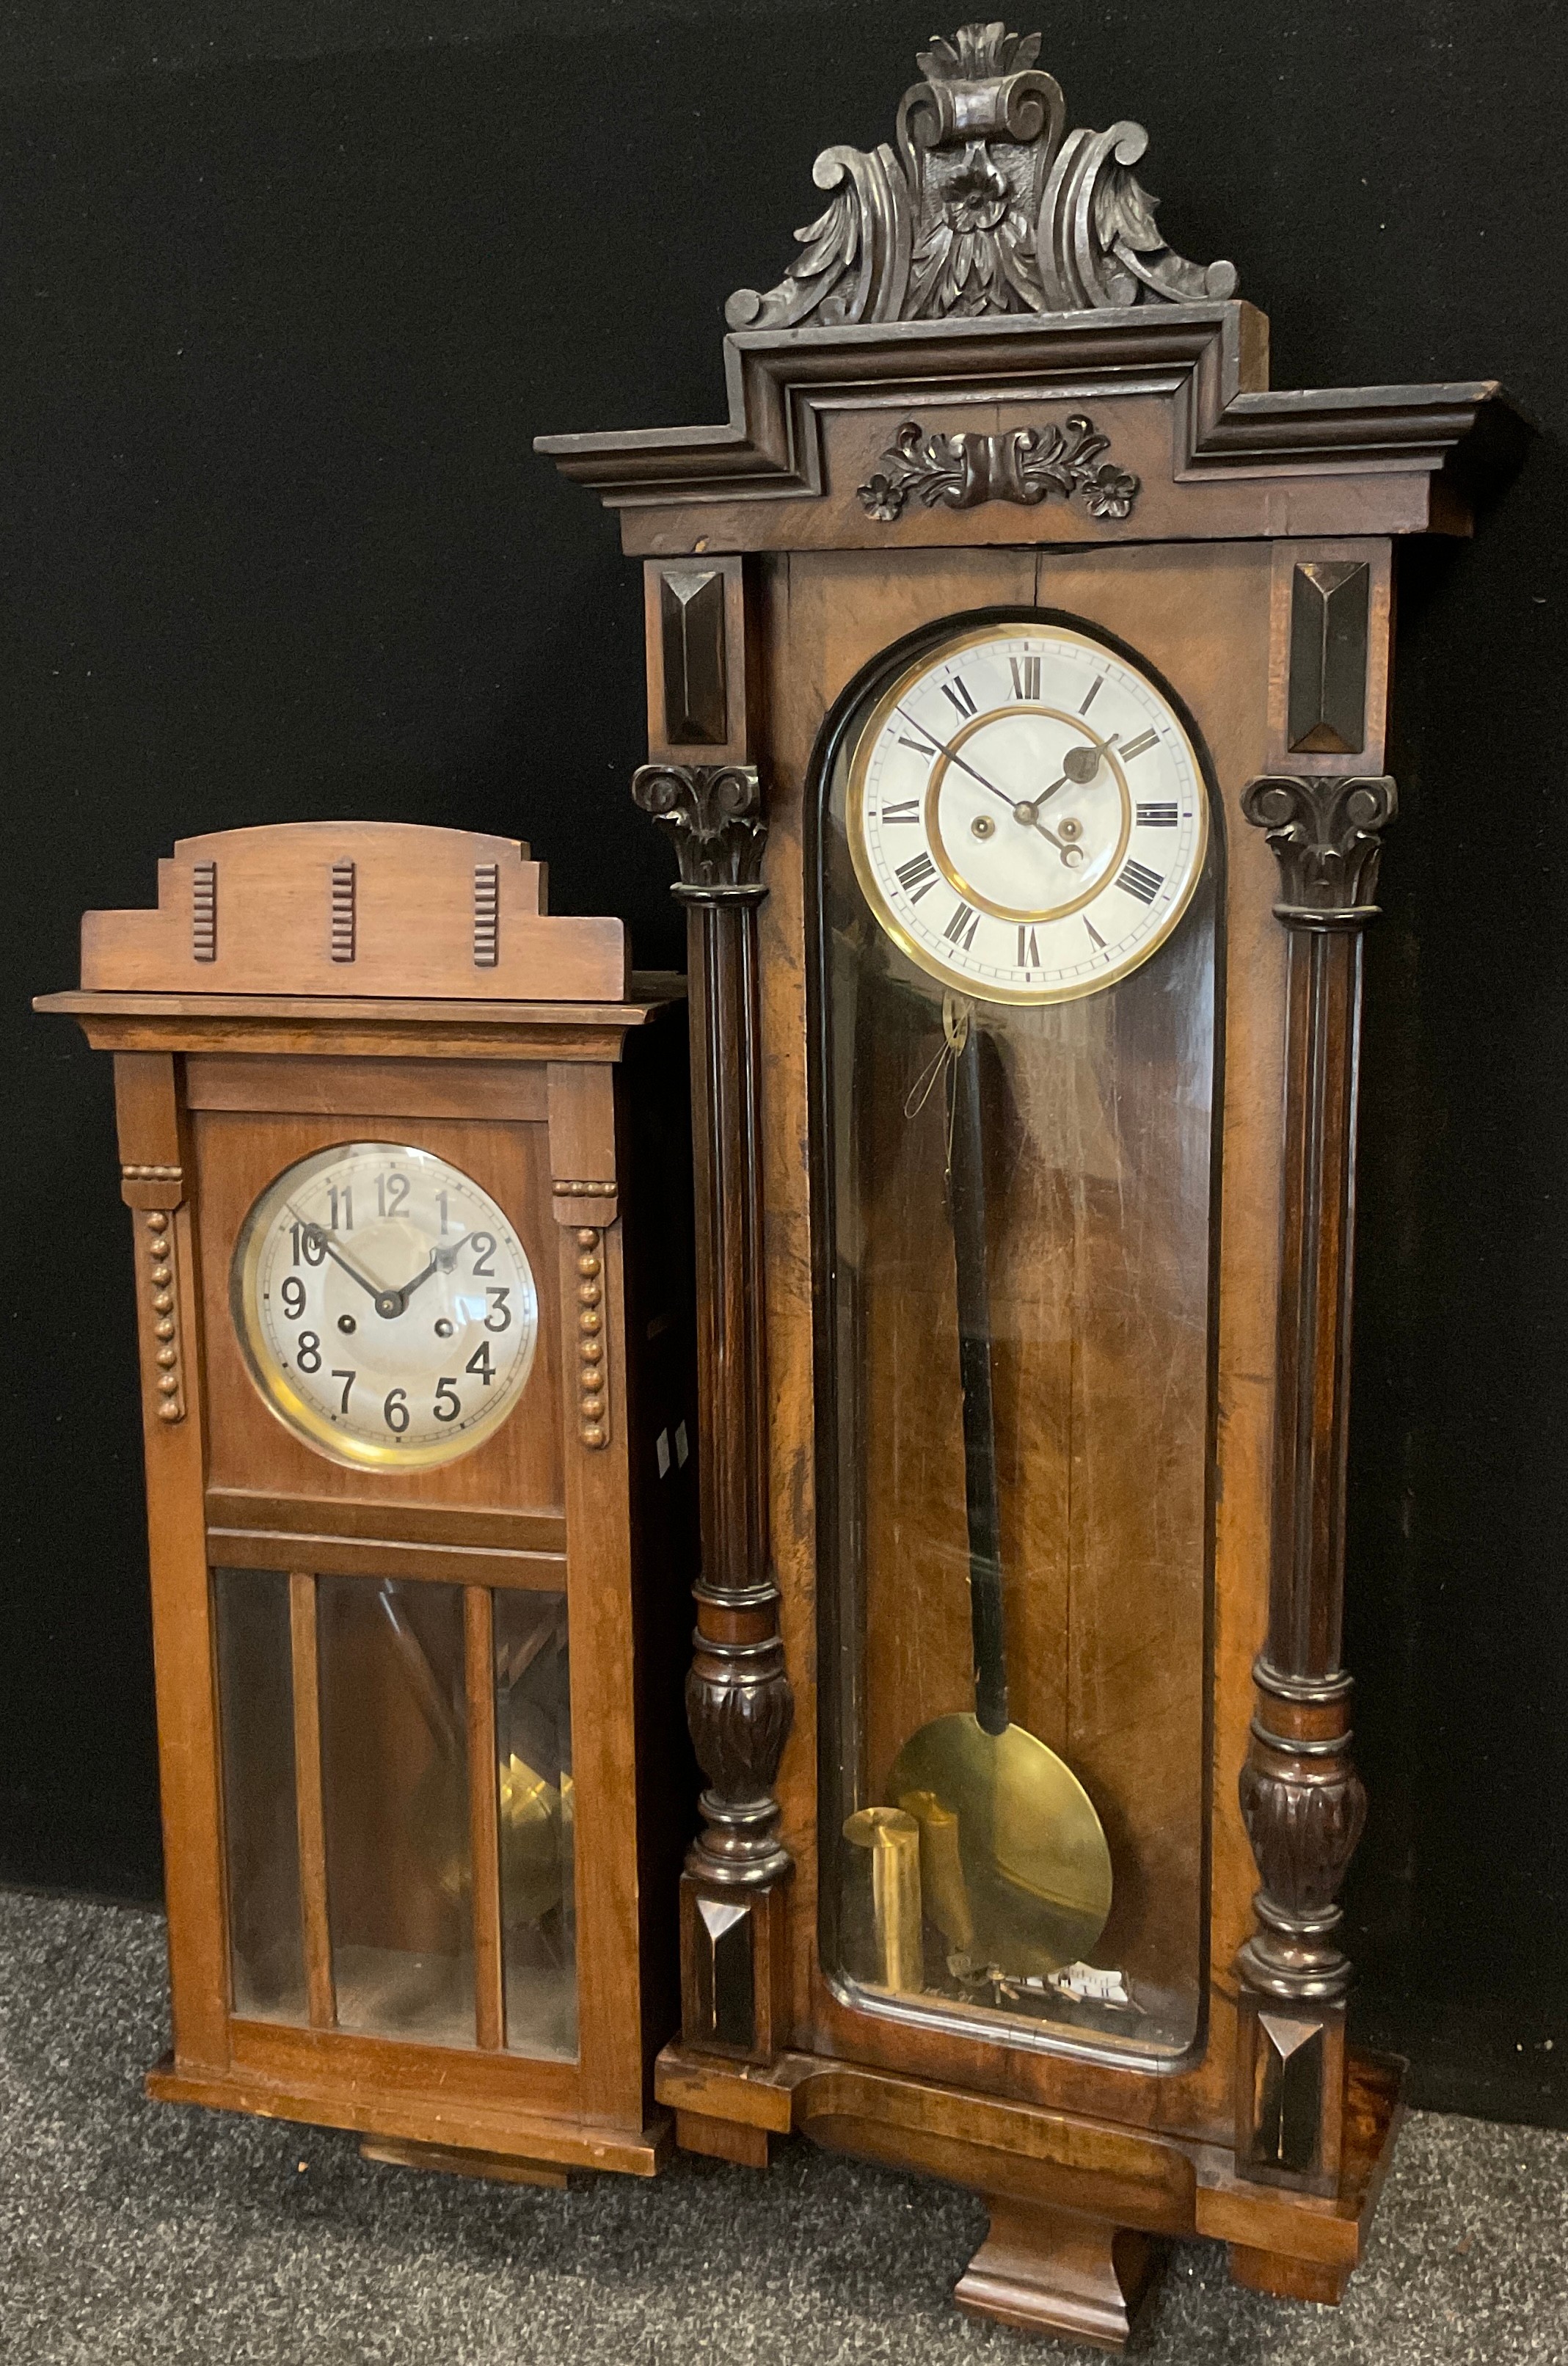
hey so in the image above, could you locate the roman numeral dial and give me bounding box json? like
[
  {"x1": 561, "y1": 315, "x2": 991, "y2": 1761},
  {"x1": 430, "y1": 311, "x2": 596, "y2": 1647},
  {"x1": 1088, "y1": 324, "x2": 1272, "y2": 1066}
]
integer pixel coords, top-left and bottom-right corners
[{"x1": 845, "y1": 620, "x2": 1208, "y2": 1005}]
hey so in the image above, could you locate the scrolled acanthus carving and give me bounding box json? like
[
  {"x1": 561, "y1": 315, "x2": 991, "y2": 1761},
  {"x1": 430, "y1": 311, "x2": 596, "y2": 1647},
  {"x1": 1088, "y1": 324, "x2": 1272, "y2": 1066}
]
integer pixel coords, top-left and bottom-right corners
[
  {"x1": 726, "y1": 21, "x2": 1237, "y2": 332},
  {"x1": 858, "y1": 412, "x2": 1138, "y2": 523},
  {"x1": 632, "y1": 763, "x2": 765, "y2": 893},
  {"x1": 1241, "y1": 774, "x2": 1398, "y2": 920}
]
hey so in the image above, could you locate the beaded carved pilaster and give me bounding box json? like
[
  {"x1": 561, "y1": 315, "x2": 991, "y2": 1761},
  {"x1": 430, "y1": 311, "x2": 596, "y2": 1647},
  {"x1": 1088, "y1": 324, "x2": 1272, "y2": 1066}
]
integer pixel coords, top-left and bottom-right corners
[
  {"x1": 1234, "y1": 773, "x2": 1395, "y2": 2193},
  {"x1": 633, "y1": 761, "x2": 795, "y2": 2070}
]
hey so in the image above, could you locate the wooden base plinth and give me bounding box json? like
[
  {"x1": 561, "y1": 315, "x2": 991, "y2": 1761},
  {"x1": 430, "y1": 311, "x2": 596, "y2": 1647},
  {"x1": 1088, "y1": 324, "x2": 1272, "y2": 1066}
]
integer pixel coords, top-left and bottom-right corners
[
  {"x1": 955, "y1": 2199, "x2": 1164, "y2": 2351},
  {"x1": 654, "y1": 2039, "x2": 1406, "y2": 2327},
  {"x1": 1227, "y1": 2242, "x2": 1352, "y2": 2305},
  {"x1": 361, "y1": 2134, "x2": 571, "y2": 2189},
  {"x1": 146, "y1": 2048, "x2": 671, "y2": 2179},
  {"x1": 675, "y1": 2107, "x2": 772, "y2": 2167}
]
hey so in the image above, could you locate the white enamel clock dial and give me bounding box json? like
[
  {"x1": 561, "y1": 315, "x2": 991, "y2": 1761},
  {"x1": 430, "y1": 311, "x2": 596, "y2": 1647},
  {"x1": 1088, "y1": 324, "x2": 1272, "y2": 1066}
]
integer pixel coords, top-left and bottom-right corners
[
  {"x1": 231, "y1": 1142, "x2": 539, "y2": 1470},
  {"x1": 847, "y1": 620, "x2": 1208, "y2": 1004}
]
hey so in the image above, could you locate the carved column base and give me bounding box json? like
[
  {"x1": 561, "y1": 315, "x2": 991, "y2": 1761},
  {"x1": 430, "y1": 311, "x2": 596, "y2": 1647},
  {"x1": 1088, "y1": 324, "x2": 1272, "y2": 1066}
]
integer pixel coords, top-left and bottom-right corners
[
  {"x1": 679, "y1": 1866, "x2": 792, "y2": 2064},
  {"x1": 1234, "y1": 1990, "x2": 1348, "y2": 2195},
  {"x1": 1234, "y1": 1658, "x2": 1365, "y2": 2194},
  {"x1": 679, "y1": 1579, "x2": 795, "y2": 2066},
  {"x1": 955, "y1": 2199, "x2": 1166, "y2": 2352},
  {"x1": 683, "y1": 1590, "x2": 794, "y2": 1890}
]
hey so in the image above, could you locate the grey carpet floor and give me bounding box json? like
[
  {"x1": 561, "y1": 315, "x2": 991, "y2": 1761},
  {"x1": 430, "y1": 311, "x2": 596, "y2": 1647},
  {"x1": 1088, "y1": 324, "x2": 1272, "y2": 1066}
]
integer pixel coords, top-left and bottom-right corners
[{"x1": 1, "y1": 1893, "x2": 1564, "y2": 2364}]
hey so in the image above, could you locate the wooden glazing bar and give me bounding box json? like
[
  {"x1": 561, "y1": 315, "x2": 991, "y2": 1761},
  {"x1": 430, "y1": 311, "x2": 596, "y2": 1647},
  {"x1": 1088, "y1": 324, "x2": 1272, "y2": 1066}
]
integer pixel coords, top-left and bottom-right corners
[
  {"x1": 465, "y1": 1584, "x2": 506, "y2": 2052},
  {"x1": 205, "y1": 1488, "x2": 566, "y2": 1557},
  {"x1": 207, "y1": 1526, "x2": 566, "y2": 1592},
  {"x1": 288, "y1": 1571, "x2": 336, "y2": 2030}
]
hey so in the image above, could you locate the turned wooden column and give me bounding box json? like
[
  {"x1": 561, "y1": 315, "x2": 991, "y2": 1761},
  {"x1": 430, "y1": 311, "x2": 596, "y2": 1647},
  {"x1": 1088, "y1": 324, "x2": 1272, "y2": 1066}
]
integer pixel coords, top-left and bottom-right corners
[
  {"x1": 1233, "y1": 773, "x2": 1396, "y2": 2193},
  {"x1": 632, "y1": 762, "x2": 795, "y2": 2066}
]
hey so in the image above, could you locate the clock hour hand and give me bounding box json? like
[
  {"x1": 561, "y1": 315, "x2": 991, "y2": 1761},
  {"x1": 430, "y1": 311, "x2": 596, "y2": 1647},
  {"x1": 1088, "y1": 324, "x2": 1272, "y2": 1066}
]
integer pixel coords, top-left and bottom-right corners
[
  {"x1": 1018, "y1": 738, "x2": 1118, "y2": 823},
  {"x1": 896, "y1": 707, "x2": 1080, "y2": 864},
  {"x1": 395, "y1": 1232, "x2": 472, "y2": 1311},
  {"x1": 288, "y1": 1209, "x2": 387, "y2": 1303}
]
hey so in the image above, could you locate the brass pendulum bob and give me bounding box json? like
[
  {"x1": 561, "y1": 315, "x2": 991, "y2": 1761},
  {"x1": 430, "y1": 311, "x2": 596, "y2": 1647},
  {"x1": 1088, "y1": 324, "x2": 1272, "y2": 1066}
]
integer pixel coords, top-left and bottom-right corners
[
  {"x1": 375, "y1": 1584, "x2": 566, "y2": 1923},
  {"x1": 886, "y1": 1005, "x2": 1113, "y2": 1982}
]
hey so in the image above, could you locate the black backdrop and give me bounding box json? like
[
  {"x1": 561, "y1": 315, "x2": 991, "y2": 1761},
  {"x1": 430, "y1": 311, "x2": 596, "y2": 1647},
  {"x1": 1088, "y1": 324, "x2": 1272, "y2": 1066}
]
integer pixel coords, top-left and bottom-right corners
[{"x1": 4, "y1": 1, "x2": 1565, "y2": 2129}]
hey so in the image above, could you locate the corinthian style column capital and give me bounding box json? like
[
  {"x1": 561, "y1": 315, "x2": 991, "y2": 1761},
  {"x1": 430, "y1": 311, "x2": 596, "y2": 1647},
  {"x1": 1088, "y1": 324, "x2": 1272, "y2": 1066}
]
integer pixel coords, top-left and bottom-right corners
[
  {"x1": 632, "y1": 762, "x2": 767, "y2": 896},
  {"x1": 1241, "y1": 773, "x2": 1397, "y2": 925}
]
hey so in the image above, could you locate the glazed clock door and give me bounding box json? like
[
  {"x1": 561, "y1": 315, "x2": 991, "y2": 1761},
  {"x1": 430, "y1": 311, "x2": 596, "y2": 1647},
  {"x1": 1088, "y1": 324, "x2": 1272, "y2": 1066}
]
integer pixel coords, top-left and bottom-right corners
[
  {"x1": 213, "y1": 1132, "x2": 576, "y2": 2059},
  {"x1": 810, "y1": 609, "x2": 1221, "y2": 2061}
]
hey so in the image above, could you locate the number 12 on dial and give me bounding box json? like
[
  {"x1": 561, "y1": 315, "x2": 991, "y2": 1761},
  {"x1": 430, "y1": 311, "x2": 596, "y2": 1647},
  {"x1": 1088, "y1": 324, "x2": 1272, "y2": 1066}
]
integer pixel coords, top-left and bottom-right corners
[{"x1": 230, "y1": 1140, "x2": 539, "y2": 1469}]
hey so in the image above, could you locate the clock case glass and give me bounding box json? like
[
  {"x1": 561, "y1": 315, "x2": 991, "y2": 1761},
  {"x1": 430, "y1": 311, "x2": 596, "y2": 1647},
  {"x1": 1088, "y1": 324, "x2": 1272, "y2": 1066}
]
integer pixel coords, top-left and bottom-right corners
[{"x1": 807, "y1": 609, "x2": 1224, "y2": 2064}]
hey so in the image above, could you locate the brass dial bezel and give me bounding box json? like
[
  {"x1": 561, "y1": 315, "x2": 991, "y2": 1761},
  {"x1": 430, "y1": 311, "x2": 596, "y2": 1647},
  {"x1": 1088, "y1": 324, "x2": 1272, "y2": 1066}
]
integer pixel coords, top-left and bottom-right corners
[
  {"x1": 846, "y1": 619, "x2": 1209, "y2": 1006},
  {"x1": 230, "y1": 1139, "x2": 539, "y2": 1472}
]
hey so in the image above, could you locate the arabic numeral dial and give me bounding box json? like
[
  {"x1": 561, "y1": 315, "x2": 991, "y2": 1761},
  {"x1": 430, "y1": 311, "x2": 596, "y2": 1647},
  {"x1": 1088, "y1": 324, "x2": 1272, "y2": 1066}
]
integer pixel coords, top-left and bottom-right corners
[
  {"x1": 848, "y1": 620, "x2": 1209, "y2": 1006},
  {"x1": 230, "y1": 1140, "x2": 542, "y2": 1470}
]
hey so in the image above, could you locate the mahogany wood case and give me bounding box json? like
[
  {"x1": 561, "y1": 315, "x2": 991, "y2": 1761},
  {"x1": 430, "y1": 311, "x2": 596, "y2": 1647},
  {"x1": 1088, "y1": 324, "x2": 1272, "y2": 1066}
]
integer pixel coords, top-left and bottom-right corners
[
  {"x1": 539, "y1": 20, "x2": 1525, "y2": 2348},
  {"x1": 37, "y1": 820, "x2": 700, "y2": 2182}
]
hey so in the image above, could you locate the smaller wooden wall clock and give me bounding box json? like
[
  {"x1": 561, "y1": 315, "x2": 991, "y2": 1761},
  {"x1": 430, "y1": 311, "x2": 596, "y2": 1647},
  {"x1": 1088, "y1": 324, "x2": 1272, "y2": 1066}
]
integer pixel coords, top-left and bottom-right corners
[
  {"x1": 539, "y1": 17, "x2": 1528, "y2": 2347},
  {"x1": 37, "y1": 820, "x2": 698, "y2": 2183}
]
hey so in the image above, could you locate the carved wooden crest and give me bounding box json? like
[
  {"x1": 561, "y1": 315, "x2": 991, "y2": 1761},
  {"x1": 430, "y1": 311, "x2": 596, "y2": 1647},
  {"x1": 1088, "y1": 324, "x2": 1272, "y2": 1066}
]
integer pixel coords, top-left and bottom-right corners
[{"x1": 727, "y1": 20, "x2": 1237, "y2": 331}]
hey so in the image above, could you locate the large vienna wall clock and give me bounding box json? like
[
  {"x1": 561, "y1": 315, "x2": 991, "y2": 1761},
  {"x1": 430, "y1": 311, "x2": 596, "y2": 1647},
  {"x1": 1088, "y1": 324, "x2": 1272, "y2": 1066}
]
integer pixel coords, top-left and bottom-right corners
[{"x1": 541, "y1": 22, "x2": 1524, "y2": 2346}]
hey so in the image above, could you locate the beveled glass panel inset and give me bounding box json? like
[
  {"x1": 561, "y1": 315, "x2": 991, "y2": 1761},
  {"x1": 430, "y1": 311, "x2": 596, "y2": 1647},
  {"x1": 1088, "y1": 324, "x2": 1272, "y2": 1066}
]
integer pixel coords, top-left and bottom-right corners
[
  {"x1": 317, "y1": 1575, "x2": 474, "y2": 2045},
  {"x1": 495, "y1": 1589, "x2": 576, "y2": 2059},
  {"x1": 214, "y1": 1566, "x2": 306, "y2": 2023}
]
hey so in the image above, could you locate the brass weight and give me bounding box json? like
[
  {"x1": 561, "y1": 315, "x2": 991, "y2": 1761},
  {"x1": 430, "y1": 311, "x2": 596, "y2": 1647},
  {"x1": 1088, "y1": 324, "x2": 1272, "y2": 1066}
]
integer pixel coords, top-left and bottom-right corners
[{"x1": 844, "y1": 1806, "x2": 925, "y2": 1991}]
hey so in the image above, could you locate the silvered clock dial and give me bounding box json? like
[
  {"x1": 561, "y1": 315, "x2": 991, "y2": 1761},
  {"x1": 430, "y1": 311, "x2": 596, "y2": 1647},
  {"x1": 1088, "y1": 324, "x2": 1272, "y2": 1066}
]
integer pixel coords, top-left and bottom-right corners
[{"x1": 231, "y1": 1140, "x2": 539, "y2": 1469}]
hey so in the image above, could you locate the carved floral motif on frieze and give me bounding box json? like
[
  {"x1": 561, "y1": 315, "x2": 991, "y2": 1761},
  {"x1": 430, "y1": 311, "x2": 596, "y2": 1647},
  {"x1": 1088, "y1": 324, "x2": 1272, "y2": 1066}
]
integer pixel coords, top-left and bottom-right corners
[
  {"x1": 728, "y1": 21, "x2": 1238, "y2": 332},
  {"x1": 858, "y1": 414, "x2": 1139, "y2": 523}
]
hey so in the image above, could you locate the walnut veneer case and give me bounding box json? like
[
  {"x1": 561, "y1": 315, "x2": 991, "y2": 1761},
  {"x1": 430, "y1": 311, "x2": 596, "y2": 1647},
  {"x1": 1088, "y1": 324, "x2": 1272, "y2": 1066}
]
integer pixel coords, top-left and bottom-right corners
[
  {"x1": 38, "y1": 820, "x2": 699, "y2": 2185},
  {"x1": 537, "y1": 19, "x2": 1525, "y2": 2345}
]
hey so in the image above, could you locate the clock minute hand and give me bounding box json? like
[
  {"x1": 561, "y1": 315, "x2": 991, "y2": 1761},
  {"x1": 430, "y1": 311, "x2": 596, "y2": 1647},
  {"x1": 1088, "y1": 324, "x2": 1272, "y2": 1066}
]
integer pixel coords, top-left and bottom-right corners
[{"x1": 896, "y1": 707, "x2": 1077, "y2": 860}]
